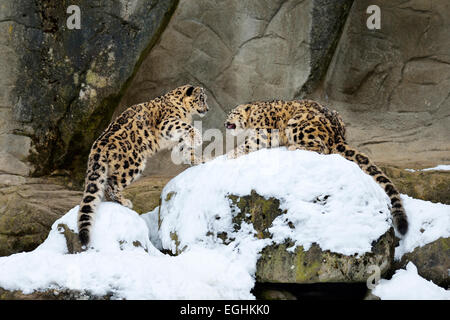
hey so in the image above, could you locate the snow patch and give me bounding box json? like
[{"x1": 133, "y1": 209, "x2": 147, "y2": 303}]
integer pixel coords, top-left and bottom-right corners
[
  {"x1": 373, "y1": 262, "x2": 450, "y2": 300},
  {"x1": 395, "y1": 195, "x2": 450, "y2": 260},
  {"x1": 405, "y1": 164, "x2": 450, "y2": 172},
  {"x1": 0, "y1": 203, "x2": 254, "y2": 299}
]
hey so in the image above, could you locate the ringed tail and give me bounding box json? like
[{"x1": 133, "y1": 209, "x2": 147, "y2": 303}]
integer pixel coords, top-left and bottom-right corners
[
  {"x1": 334, "y1": 142, "x2": 408, "y2": 235},
  {"x1": 77, "y1": 152, "x2": 108, "y2": 247}
]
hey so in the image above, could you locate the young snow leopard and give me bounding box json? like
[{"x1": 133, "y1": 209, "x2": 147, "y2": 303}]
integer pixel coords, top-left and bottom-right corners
[
  {"x1": 78, "y1": 85, "x2": 209, "y2": 247},
  {"x1": 224, "y1": 99, "x2": 408, "y2": 235}
]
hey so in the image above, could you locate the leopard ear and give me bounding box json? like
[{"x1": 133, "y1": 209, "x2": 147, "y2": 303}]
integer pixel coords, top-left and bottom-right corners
[{"x1": 185, "y1": 86, "x2": 195, "y2": 97}]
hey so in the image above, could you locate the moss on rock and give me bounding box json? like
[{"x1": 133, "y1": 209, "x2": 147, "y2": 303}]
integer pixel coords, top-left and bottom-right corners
[
  {"x1": 165, "y1": 190, "x2": 396, "y2": 284},
  {"x1": 381, "y1": 166, "x2": 450, "y2": 205}
]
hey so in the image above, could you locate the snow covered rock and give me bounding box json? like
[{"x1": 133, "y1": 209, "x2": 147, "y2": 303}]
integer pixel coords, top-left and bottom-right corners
[
  {"x1": 0, "y1": 203, "x2": 257, "y2": 299},
  {"x1": 371, "y1": 262, "x2": 450, "y2": 300},
  {"x1": 232, "y1": 191, "x2": 395, "y2": 283},
  {"x1": 158, "y1": 148, "x2": 396, "y2": 284},
  {"x1": 392, "y1": 195, "x2": 450, "y2": 287},
  {"x1": 394, "y1": 237, "x2": 449, "y2": 288}
]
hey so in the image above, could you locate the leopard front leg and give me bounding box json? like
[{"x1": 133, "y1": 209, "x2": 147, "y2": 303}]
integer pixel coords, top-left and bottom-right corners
[
  {"x1": 159, "y1": 118, "x2": 204, "y2": 165},
  {"x1": 227, "y1": 129, "x2": 271, "y2": 159}
]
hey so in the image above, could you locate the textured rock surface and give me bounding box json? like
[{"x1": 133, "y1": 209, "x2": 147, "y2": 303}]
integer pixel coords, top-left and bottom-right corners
[
  {"x1": 394, "y1": 237, "x2": 450, "y2": 288},
  {"x1": 0, "y1": 0, "x2": 178, "y2": 183},
  {"x1": 0, "y1": 178, "x2": 82, "y2": 256},
  {"x1": 227, "y1": 191, "x2": 395, "y2": 284},
  {"x1": 0, "y1": 288, "x2": 109, "y2": 300},
  {"x1": 122, "y1": 176, "x2": 172, "y2": 214},
  {"x1": 118, "y1": 0, "x2": 353, "y2": 174},
  {"x1": 256, "y1": 239, "x2": 394, "y2": 283},
  {"x1": 311, "y1": 0, "x2": 450, "y2": 167},
  {"x1": 381, "y1": 166, "x2": 450, "y2": 205}
]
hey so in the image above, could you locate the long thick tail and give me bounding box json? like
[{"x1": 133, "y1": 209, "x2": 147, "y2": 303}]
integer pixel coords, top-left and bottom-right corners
[
  {"x1": 77, "y1": 153, "x2": 108, "y2": 247},
  {"x1": 333, "y1": 142, "x2": 408, "y2": 235}
]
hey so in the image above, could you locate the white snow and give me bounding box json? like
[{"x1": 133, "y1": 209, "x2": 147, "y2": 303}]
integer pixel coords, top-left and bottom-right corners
[
  {"x1": 0, "y1": 203, "x2": 254, "y2": 299},
  {"x1": 395, "y1": 195, "x2": 450, "y2": 260},
  {"x1": 159, "y1": 148, "x2": 392, "y2": 256},
  {"x1": 405, "y1": 164, "x2": 450, "y2": 172},
  {"x1": 0, "y1": 148, "x2": 448, "y2": 299},
  {"x1": 373, "y1": 262, "x2": 450, "y2": 300}
]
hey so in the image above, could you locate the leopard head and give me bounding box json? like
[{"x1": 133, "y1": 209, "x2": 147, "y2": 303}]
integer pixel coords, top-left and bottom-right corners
[
  {"x1": 167, "y1": 84, "x2": 209, "y2": 117},
  {"x1": 224, "y1": 104, "x2": 251, "y2": 136}
]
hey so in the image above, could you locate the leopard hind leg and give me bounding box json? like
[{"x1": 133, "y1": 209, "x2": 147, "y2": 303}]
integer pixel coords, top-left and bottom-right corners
[
  {"x1": 105, "y1": 176, "x2": 133, "y2": 209},
  {"x1": 285, "y1": 120, "x2": 329, "y2": 154}
]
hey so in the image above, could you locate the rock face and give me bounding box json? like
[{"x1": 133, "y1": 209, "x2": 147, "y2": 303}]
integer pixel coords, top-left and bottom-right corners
[
  {"x1": 0, "y1": 178, "x2": 82, "y2": 256},
  {"x1": 394, "y1": 237, "x2": 450, "y2": 288},
  {"x1": 117, "y1": 0, "x2": 353, "y2": 174},
  {"x1": 311, "y1": 0, "x2": 450, "y2": 167},
  {"x1": 381, "y1": 166, "x2": 450, "y2": 205},
  {"x1": 0, "y1": 0, "x2": 178, "y2": 182},
  {"x1": 0, "y1": 288, "x2": 109, "y2": 300},
  {"x1": 228, "y1": 191, "x2": 396, "y2": 284},
  {"x1": 1, "y1": 0, "x2": 448, "y2": 182},
  {"x1": 122, "y1": 176, "x2": 172, "y2": 214}
]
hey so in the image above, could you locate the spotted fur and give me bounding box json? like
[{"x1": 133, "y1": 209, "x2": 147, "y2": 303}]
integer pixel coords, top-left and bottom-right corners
[
  {"x1": 78, "y1": 85, "x2": 209, "y2": 247},
  {"x1": 225, "y1": 99, "x2": 408, "y2": 235}
]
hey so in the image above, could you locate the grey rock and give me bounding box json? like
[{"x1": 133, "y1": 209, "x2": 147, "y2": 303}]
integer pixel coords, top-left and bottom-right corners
[
  {"x1": 117, "y1": 0, "x2": 353, "y2": 175},
  {"x1": 229, "y1": 191, "x2": 395, "y2": 284},
  {"x1": 0, "y1": 0, "x2": 179, "y2": 181},
  {"x1": 0, "y1": 179, "x2": 82, "y2": 256},
  {"x1": 0, "y1": 152, "x2": 30, "y2": 176},
  {"x1": 0, "y1": 174, "x2": 27, "y2": 186},
  {"x1": 393, "y1": 237, "x2": 450, "y2": 288},
  {"x1": 0, "y1": 134, "x2": 31, "y2": 160},
  {"x1": 312, "y1": 0, "x2": 450, "y2": 167},
  {"x1": 0, "y1": 175, "x2": 169, "y2": 256}
]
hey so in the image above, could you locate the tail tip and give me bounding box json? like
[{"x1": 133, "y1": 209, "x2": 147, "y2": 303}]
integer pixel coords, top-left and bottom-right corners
[
  {"x1": 396, "y1": 217, "x2": 408, "y2": 236},
  {"x1": 79, "y1": 229, "x2": 90, "y2": 247}
]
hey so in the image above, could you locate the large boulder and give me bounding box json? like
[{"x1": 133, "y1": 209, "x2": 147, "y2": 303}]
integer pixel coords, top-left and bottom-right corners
[
  {"x1": 394, "y1": 237, "x2": 449, "y2": 288},
  {"x1": 0, "y1": 0, "x2": 178, "y2": 182},
  {"x1": 0, "y1": 178, "x2": 82, "y2": 256},
  {"x1": 229, "y1": 191, "x2": 395, "y2": 283},
  {"x1": 158, "y1": 149, "x2": 396, "y2": 285},
  {"x1": 311, "y1": 0, "x2": 450, "y2": 167}
]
